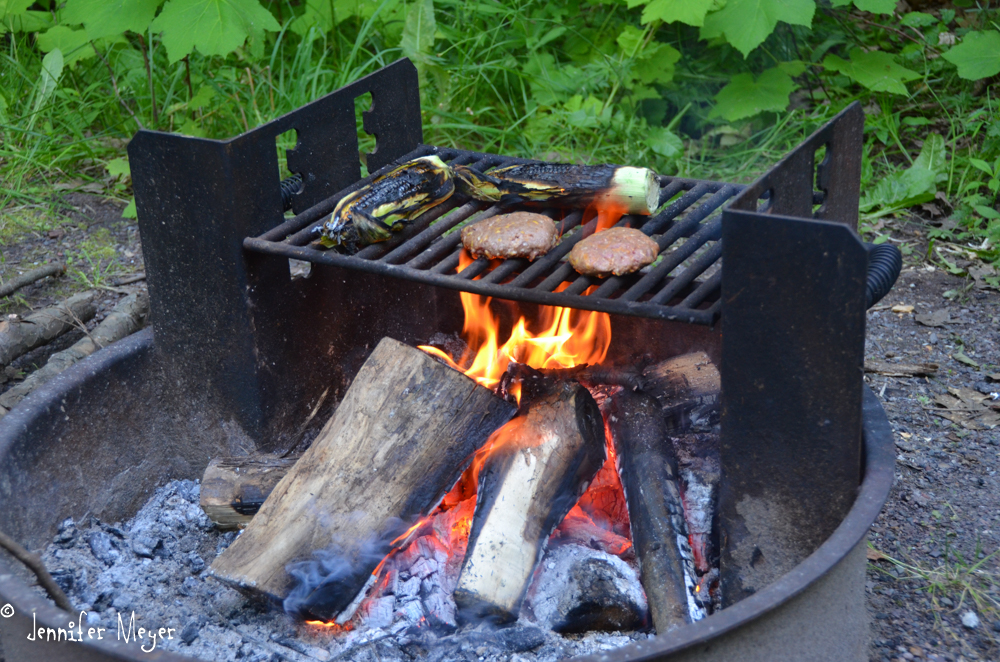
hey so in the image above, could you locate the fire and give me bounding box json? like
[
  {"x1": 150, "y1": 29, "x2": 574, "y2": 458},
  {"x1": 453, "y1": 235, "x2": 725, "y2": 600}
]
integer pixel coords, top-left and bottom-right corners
[{"x1": 419, "y1": 255, "x2": 612, "y2": 397}]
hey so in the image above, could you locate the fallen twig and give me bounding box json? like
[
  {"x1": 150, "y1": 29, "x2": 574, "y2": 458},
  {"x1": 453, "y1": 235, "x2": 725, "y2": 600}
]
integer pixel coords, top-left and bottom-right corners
[
  {"x1": 0, "y1": 292, "x2": 97, "y2": 368},
  {"x1": 113, "y1": 273, "x2": 146, "y2": 286},
  {"x1": 0, "y1": 263, "x2": 65, "y2": 298},
  {"x1": 0, "y1": 292, "x2": 149, "y2": 417},
  {"x1": 0, "y1": 528, "x2": 73, "y2": 611}
]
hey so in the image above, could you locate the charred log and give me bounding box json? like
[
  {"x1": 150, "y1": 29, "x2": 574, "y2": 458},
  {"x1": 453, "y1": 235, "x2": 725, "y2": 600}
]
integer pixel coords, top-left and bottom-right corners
[
  {"x1": 454, "y1": 377, "x2": 605, "y2": 623},
  {"x1": 641, "y1": 352, "x2": 720, "y2": 432},
  {"x1": 609, "y1": 390, "x2": 703, "y2": 633},
  {"x1": 209, "y1": 337, "x2": 516, "y2": 621}
]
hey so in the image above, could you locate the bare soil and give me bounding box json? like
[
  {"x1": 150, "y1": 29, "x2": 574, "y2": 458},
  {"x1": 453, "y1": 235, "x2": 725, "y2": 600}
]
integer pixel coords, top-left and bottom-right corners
[{"x1": 2, "y1": 195, "x2": 1000, "y2": 660}]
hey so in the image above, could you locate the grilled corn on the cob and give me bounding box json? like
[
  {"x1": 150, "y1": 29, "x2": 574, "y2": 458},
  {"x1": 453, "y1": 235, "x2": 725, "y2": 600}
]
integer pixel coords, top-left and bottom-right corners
[{"x1": 320, "y1": 155, "x2": 454, "y2": 251}]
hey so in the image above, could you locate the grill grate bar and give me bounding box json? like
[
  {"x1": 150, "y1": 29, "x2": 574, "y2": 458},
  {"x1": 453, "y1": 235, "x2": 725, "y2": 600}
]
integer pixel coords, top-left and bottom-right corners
[
  {"x1": 405, "y1": 205, "x2": 501, "y2": 270},
  {"x1": 618, "y1": 186, "x2": 735, "y2": 302},
  {"x1": 649, "y1": 235, "x2": 722, "y2": 305},
  {"x1": 243, "y1": 146, "x2": 742, "y2": 324},
  {"x1": 679, "y1": 269, "x2": 722, "y2": 309},
  {"x1": 378, "y1": 200, "x2": 485, "y2": 264}
]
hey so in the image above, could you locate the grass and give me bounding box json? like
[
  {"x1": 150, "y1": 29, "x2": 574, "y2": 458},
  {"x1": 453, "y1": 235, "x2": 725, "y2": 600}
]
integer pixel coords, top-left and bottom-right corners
[
  {"x1": 870, "y1": 542, "x2": 1000, "y2": 644},
  {"x1": 0, "y1": 2, "x2": 998, "y2": 273}
]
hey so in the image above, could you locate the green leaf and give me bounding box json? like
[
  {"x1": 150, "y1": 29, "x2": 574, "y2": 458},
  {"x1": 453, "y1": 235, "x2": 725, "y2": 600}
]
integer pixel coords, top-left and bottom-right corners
[
  {"x1": 188, "y1": 84, "x2": 215, "y2": 110},
  {"x1": 62, "y1": 0, "x2": 162, "y2": 39},
  {"x1": 401, "y1": 0, "x2": 436, "y2": 64},
  {"x1": 911, "y1": 133, "x2": 947, "y2": 181},
  {"x1": 975, "y1": 205, "x2": 1000, "y2": 220},
  {"x1": 852, "y1": 0, "x2": 895, "y2": 14},
  {"x1": 106, "y1": 157, "x2": 131, "y2": 179},
  {"x1": 617, "y1": 24, "x2": 645, "y2": 54},
  {"x1": 901, "y1": 116, "x2": 932, "y2": 126},
  {"x1": 150, "y1": 0, "x2": 281, "y2": 63},
  {"x1": 969, "y1": 158, "x2": 995, "y2": 176},
  {"x1": 640, "y1": 0, "x2": 715, "y2": 26},
  {"x1": 942, "y1": 30, "x2": 1000, "y2": 81},
  {"x1": 2, "y1": 9, "x2": 53, "y2": 33},
  {"x1": 0, "y1": 0, "x2": 33, "y2": 15},
  {"x1": 29, "y1": 48, "x2": 63, "y2": 131},
  {"x1": 822, "y1": 48, "x2": 920, "y2": 95},
  {"x1": 776, "y1": 59, "x2": 807, "y2": 76},
  {"x1": 646, "y1": 126, "x2": 683, "y2": 158},
  {"x1": 900, "y1": 11, "x2": 936, "y2": 27},
  {"x1": 290, "y1": 0, "x2": 379, "y2": 35},
  {"x1": 0, "y1": 90, "x2": 7, "y2": 124},
  {"x1": 36, "y1": 26, "x2": 96, "y2": 65},
  {"x1": 709, "y1": 67, "x2": 794, "y2": 121},
  {"x1": 701, "y1": 0, "x2": 814, "y2": 57},
  {"x1": 122, "y1": 198, "x2": 138, "y2": 219},
  {"x1": 860, "y1": 166, "x2": 936, "y2": 212},
  {"x1": 632, "y1": 41, "x2": 681, "y2": 85}
]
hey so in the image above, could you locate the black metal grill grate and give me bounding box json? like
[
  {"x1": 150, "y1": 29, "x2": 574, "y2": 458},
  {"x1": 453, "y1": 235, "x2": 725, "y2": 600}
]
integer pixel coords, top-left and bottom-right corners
[{"x1": 243, "y1": 145, "x2": 743, "y2": 324}]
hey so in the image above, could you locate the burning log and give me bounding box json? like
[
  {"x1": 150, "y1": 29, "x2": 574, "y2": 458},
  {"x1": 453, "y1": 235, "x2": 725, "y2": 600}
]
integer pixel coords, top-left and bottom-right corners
[
  {"x1": 209, "y1": 337, "x2": 516, "y2": 621},
  {"x1": 609, "y1": 390, "x2": 703, "y2": 634},
  {"x1": 199, "y1": 454, "x2": 301, "y2": 529},
  {"x1": 454, "y1": 377, "x2": 606, "y2": 623},
  {"x1": 642, "y1": 351, "x2": 720, "y2": 432}
]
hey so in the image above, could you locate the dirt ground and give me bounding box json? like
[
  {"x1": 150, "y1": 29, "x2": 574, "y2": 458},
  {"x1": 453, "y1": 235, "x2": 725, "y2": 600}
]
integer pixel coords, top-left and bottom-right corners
[{"x1": 2, "y1": 197, "x2": 999, "y2": 661}]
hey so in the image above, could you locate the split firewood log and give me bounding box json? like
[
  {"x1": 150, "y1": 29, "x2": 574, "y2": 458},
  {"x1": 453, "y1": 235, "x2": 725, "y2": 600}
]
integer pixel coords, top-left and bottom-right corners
[
  {"x1": 454, "y1": 375, "x2": 606, "y2": 623},
  {"x1": 209, "y1": 337, "x2": 516, "y2": 621},
  {"x1": 609, "y1": 390, "x2": 703, "y2": 633},
  {"x1": 199, "y1": 454, "x2": 302, "y2": 529},
  {"x1": 641, "y1": 351, "x2": 720, "y2": 432},
  {"x1": 0, "y1": 291, "x2": 96, "y2": 368}
]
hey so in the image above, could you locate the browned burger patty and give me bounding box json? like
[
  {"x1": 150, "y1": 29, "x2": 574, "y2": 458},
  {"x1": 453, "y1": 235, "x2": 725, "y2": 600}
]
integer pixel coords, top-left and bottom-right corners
[
  {"x1": 568, "y1": 227, "x2": 659, "y2": 277},
  {"x1": 461, "y1": 212, "x2": 559, "y2": 261}
]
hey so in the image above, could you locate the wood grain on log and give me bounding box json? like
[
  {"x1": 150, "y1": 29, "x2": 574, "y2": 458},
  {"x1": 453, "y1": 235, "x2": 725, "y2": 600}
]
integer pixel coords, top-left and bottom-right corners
[
  {"x1": 609, "y1": 390, "x2": 701, "y2": 633},
  {"x1": 454, "y1": 378, "x2": 605, "y2": 623},
  {"x1": 0, "y1": 291, "x2": 96, "y2": 367},
  {"x1": 642, "y1": 351, "x2": 720, "y2": 431},
  {"x1": 200, "y1": 454, "x2": 301, "y2": 529},
  {"x1": 209, "y1": 337, "x2": 516, "y2": 621}
]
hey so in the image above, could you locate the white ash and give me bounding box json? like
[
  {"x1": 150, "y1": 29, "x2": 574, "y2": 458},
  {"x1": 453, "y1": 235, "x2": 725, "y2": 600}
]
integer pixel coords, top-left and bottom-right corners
[
  {"x1": 521, "y1": 544, "x2": 647, "y2": 633},
  {"x1": 37, "y1": 480, "x2": 651, "y2": 661}
]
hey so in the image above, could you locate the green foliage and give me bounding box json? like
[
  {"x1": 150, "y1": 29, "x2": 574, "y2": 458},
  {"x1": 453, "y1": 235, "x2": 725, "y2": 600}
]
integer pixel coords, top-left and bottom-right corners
[
  {"x1": 701, "y1": 0, "x2": 815, "y2": 57},
  {"x1": 942, "y1": 31, "x2": 1000, "y2": 81},
  {"x1": 709, "y1": 67, "x2": 794, "y2": 121},
  {"x1": 62, "y1": 0, "x2": 163, "y2": 40},
  {"x1": 823, "y1": 48, "x2": 920, "y2": 95},
  {"x1": 151, "y1": 0, "x2": 281, "y2": 62},
  {"x1": 1, "y1": 0, "x2": 1000, "y2": 270},
  {"x1": 860, "y1": 134, "x2": 948, "y2": 218}
]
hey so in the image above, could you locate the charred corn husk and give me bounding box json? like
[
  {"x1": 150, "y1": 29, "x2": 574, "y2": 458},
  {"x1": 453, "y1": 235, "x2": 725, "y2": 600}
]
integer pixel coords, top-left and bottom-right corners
[
  {"x1": 320, "y1": 155, "x2": 455, "y2": 251},
  {"x1": 455, "y1": 163, "x2": 660, "y2": 215}
]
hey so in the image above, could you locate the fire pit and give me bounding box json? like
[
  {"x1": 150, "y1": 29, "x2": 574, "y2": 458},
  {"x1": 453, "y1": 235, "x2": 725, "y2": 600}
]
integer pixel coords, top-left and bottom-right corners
[{"x1": 0, "y1": 58, "x2": 895, "y2": 661}]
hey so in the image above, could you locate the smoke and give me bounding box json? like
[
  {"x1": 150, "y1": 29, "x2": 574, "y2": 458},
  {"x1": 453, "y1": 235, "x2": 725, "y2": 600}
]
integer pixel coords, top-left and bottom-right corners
[{"x1": 283, "y1": 519, "x2": 406, "y2": 622}]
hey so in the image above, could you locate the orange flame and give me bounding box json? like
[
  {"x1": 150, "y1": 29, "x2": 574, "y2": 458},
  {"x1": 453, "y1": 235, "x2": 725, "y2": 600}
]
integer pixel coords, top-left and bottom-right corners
[{"x1": 419, "y1": 252, "x2": 612, "y2": 394}]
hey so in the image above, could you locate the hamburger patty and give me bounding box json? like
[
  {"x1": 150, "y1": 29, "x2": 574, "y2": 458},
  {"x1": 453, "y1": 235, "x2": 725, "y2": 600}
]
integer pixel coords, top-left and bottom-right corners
[
  {"x1": 568, "y1": 227, "x2": 659, "y2": 277},
  {"x1": 461, "y1": 211, "x2": 559, "y2": 261}
]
